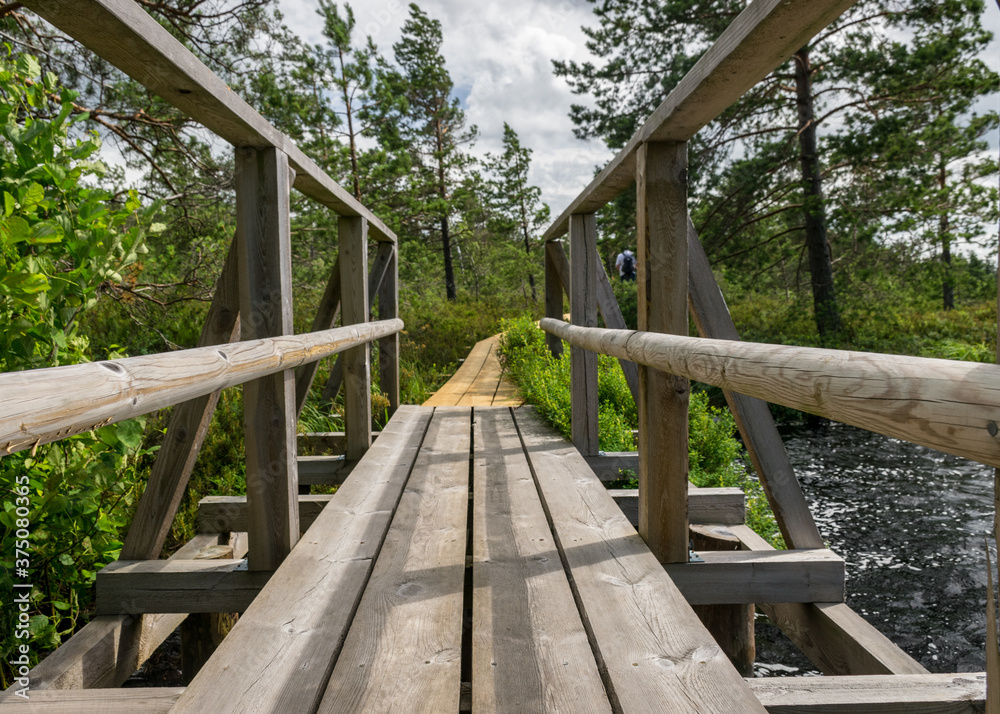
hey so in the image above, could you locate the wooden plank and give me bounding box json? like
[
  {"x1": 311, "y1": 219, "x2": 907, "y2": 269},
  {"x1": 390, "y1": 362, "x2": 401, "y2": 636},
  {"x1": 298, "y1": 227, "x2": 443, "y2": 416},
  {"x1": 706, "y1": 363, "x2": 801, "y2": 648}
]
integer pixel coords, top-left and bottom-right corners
[
  {"x1": 661, "y1": 549, "x2": 844, "y2": 604},
  {"x1": 513, "y1": 406, "x2": 766, "y2": 713},
  {"x1": 0, "y1": 316, "x2": 401, "y2": 458},
  {"x1": 544, "y1": 242, "x2": 566, "y2": 358},
  {"x1": 636, "y1": 141, "x2": 689, "y2": 564},
  {"x1": 595, "y1": 253, "x2": 640, "y2": 404},
  {"x1": 295, "y1": 455, "x2": 355, "y2": 485},
  {"x1": 173, "y1": 405, "x2": 433, "y2": 713},
  {"x1": 22, "y1": 0, "x2": 396, "y2": 243},
  {"x1": 0, "y1": 687, "x2": 184, "y2": 710},
  {"x1": 471, "y1": 407, "x2": 611, "y2": 713},
  {"x1": 95, "y1": 559, "x2": 268, "y2": 615},
  {"x1": 236, "y1": 145, "x2": 299, "y2": 572},
  {"x1": 3, "y1": 534, "x2": 221, "y2": 692},
  {"x1": 378, "y1": 243, "x2": 400, "y2": 414},
  {"x1": 294, "y1": 255, "x2": 340, "y2": 415},
  {"x1": 423, "y1": 337, "x2": 496, "y2": 406},
  {"x1": 729, "y1": 525, "x2": 928, "y2": 675},
  {"x1": 180, "y1": 544, "x2": 235, "y2": 683},
  {"x1": 569, "y1": 213, "x2": 599, "y2": 456},
  {"x1": 457, "y1": 338, "x2": 509, "y2": 406},
  {"x1": 539, "y1": 318, "x2": 1000, "y2": 468},
  {"x1": 320, "y1": 241, "x2": 394, "y2": 403},
  {"x1": 542, "y1": 0, "x2": 859, "y2": 242},
  {"x1": 687, "y1": 220, "x2": 823, "y2": 549},
  {"x1": 198, "y1": 494, "x2": 334, "y2": 534},
  {"x1": 120, "y1": 232, "x2": 240, "y2": 560},
  {"x1": 748, "y1": 673, "x2": 986, "y2": 713},
  {"x1": 298, "y1": 431, "x2": 380, "y2": 454},
  {"x1": 611, "y1": 487, "x2": 745, "y2": 526},
  {"x1": 318, "y1": 407, "x2": 471, "y2": 713},
  {"x1": 339, "y1": 216, "x2": 372, "y2": 461}
]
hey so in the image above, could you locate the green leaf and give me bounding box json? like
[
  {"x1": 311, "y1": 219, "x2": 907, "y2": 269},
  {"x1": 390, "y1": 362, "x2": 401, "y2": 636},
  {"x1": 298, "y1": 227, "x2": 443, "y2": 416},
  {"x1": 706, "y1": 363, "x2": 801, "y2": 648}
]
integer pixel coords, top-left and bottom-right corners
[
  {"x1": 13, "y1": 54, "x2": 39, "y2": 80},
  {"x1": 58, "y1": 553, "x2": 74, "y2": 566},
  {"x1": 21, "y1": 181, "x2": 44, "y2": 211},
  {"x1": 3, "y1": 191, "x2": 14, "y2": 216}
]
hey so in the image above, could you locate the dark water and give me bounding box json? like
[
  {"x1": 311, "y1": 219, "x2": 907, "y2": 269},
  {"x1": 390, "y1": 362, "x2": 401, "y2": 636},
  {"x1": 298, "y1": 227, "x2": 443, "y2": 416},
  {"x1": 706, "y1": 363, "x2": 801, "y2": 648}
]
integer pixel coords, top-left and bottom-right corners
[{"x1": 755, "y1": 422, "x2": 994, "y2": 676}]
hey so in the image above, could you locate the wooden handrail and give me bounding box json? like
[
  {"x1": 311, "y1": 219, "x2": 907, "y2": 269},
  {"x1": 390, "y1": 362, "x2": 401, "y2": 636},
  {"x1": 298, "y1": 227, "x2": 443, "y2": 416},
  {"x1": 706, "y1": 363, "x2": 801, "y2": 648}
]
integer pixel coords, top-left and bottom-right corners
[
  {"x1": 0, "y1": 319, "x2": 403, "y2": 457},
  {"x1": 542, "y1": 0, "x2": 857, "y2": 241},
  {"x1": 540, "y1": 318, "x2": 1000, "y2": 468},
  {"x1": 23, "y1": 0, "x2": 396, "y2": 243}
]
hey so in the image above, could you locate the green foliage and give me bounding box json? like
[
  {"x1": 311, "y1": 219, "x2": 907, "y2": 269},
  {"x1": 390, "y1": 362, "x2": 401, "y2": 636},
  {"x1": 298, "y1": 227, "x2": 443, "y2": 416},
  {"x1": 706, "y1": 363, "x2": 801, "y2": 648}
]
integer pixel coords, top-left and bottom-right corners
[{"x1": 497, "y1": 316, "x2": 782, "y2": 545}]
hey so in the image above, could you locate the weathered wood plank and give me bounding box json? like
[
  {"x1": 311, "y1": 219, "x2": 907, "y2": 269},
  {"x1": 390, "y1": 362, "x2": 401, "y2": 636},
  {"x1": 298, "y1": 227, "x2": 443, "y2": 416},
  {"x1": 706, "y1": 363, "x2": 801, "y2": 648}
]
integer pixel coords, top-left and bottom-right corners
[
  {"x1": 320, "y1": 240, "x2": 394, "y2": 404},
  {"x1": 295, "y1": 455, "x2": 355, "y2": 485},
  {"x1": 294, "y1": 255, "x2": 340, "y2": 415},
  {"x1": 542, "y1": 0, "x2": 859, "y2": 242},
  {"x1": 611, "y1": 487, "x2": 746, "y2": 526},
  {"x1": 471, "y1": 407, "x2": 611, "y2": 713},
  {"x1": 569, "y1": 213, "x2": 599, "y2": 456},
  {"x1": 0, "y1": 319, "x2": 400, "y2": 457},
  {"x1": 687, "y1": 220, "x2": 823, "y2": 549},
  {"x1": 636, "y1": 140, "x2": 690, "y2": 564},
  {"x1": 377, "y1": 244, "x2": 400, "y2": 414},
  {"x1": 180, "y1": 544, "x2": 236, "y2": 683},
  {"x1": 662, "y1": 549, "x2": 845, "y2": 605},
  {"x1": 173, "y1": 405, "x2": 433, "y2": 713},
  {"x1": 2, "y1": 534, "x2": 221, "y2": 693},
  {"x1": 236, "y1": 145, "x2": 299, "y2": 572},
  {"x1": 513, "y1": 406, "x2": 766, "y2": 713},
  {"x1": 22, "y1": 0, "x2": 396, "y2": 243},
  {"x1": 120, "y1": 232, "x2": 240, "y2": 560},
  {"x1": 424, "y1": 337, "x2": 496, "y2": 406},
  {"x1": 95, "y1": 559, "x2": 268, "y2": 615},
  {"x1": 544, "y1": 242, "x2": 565, "y2": 358},
  {"x1": 730, "y1": 525, "x2": 928, "y2": 675},
  {"x1": 539, "y1": 319, "x2": 1000, "y2": 468},
  {"x1": 748, "y1": 673, "x2": 985, "y2": 713},
  {"x1": 298, "y1": 431, "x2": 380, "y2": 454},
  {"x1": 0, "y1": 687, "x2": 184, "y2": 711},
  {"x1": 319, "y1": 407, "x2": 470, "y2": 713},
  {"x1": 198, "y1": 494, "x2": 334, "y2": 534},
  {"x1": 339, "y1": 216, "x2": 372, "y2": 461}
]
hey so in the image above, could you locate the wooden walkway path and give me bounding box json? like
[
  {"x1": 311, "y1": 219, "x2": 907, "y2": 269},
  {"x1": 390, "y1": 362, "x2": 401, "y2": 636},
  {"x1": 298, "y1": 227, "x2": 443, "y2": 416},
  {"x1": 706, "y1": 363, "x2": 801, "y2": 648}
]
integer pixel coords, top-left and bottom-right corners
[{"x1": 423, "y1": 336, "x2": 521, "y2": 407}]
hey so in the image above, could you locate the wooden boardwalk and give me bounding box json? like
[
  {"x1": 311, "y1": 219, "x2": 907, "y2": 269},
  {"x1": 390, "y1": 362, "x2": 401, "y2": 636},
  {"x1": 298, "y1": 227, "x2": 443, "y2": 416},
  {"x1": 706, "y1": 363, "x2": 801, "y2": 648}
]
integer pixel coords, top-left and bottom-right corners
[{"x1": 423, "y1": 335, "x2": 521, "y2": 407}]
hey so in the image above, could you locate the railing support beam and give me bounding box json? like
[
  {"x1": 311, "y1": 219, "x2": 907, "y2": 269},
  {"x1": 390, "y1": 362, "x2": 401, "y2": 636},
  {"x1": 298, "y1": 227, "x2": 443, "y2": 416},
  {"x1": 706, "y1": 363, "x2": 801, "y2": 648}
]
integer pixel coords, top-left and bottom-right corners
[
  {"x1": 236, "y1": 146, "x2": 300, "y2": 572},
  {"x1": 637, "y1": 141, "x2": 689, "y2": 564},
  {"x1": 378, "y1": 244, "x2": 400, "y2": 415},
  {"x1": 545, "y1": 242, "x2": 567, "y2": 358},
  {"x1": 340, "y1": 216, "x2": 372, "y2": 460},
  {"x1": 569, "y1": 213, "x2": 599, "y2": 456}
]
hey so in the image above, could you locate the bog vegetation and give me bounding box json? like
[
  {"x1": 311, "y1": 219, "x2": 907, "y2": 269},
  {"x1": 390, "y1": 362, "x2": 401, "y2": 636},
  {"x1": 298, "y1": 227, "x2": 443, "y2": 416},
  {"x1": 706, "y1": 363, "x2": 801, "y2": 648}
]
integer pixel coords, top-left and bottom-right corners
[{"x1": 0, "y1": 0, "x2": 996, "y2": 686}]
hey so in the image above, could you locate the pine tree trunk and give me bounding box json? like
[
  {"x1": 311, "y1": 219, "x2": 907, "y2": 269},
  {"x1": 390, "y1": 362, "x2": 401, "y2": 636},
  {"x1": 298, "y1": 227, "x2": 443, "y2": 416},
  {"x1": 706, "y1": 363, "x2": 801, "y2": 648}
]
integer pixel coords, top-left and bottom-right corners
[
  {"x1": 442, "y1": 214, "x2": 456, "y2": 301},
  {"x1": 794, "y1": 47, "x2": 841, "y2": 341},
  {"x1": 939, "y1": 161, "x2": 955, "y2": 310},
  {"x1": 523, "y1": 223, "x2": 537, "y2": 303}
]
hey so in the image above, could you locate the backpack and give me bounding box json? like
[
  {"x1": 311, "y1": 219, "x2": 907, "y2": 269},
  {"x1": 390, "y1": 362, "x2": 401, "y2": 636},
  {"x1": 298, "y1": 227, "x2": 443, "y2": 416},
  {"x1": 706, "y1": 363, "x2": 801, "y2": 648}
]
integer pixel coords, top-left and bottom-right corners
[{"x1": 621, "y1": 251, "x2": 636, "y2": 279}]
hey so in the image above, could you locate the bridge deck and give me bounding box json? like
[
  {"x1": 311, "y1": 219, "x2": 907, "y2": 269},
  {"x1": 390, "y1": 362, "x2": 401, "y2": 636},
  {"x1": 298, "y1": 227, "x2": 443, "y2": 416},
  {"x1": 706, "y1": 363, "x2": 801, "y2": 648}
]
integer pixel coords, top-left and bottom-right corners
[
  {"x1": 174, "y1": 405, "x2": 762, "y2": 712},
  {"x1": 423, "y1": 336, "x2": 521, "y2": 407}
]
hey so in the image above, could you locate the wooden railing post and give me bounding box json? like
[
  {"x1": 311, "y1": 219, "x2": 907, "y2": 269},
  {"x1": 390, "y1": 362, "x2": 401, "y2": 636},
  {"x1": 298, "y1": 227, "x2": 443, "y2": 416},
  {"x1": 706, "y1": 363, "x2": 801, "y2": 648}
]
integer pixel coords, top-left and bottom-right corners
[
  {"x1": 340, "y1": 216, "x2": 372, "y2": 460},
  {"x1": 378, "y1": 243, "x2": 400, "y2": 415},
  {"x1": 636, "y1": 141, "x2": 689, "y2": 564},
  {"x1": 545, "y1": 242, "x2": 566, "y2": 358},
  {"x1": 569, "y1": 214, "x2": 599, "y2": 456},
  {"x1": 235, "y1": 146, "x2": 299, "y2": 572}
]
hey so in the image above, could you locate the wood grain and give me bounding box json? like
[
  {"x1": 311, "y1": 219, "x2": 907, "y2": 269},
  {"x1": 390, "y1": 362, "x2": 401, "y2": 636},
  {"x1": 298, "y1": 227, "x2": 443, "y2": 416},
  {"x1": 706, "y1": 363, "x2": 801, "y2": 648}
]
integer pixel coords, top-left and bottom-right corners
[
  {"x1": 542, "y1": 0, "x2": 859, "y2": 242},
  {"x1": 748, "y1": 672, "x2": 985, "y2": 713},
  {"x1": 294, "y1": 255, "x2": 340, "y2": 415},
  {"x1": 236, "y1": 146, "x2": 299, "y2": 572},
  {"x1": 636, "y1": 141, "x2": 690, "y2": 564},
  {"x1": 173, "y1": 405, "x2": 433, "y2": 713},
  {"x1": 569, "y1": 213, "x2": 599, "y2": 456},
  {"x1": 377, "y1": 244, "x2": 400, "y2": 414},
  {"x1": 539, "y1": 319, "x2": 1000, "y2": 468},
  {"x1": 197, "y1": 494, "x2": 335, "y2": 534},
  {"x1": 22, "y1": 0, "x2": 396, "y2": 242},
  {"x1": 595, "y1": 254, "x2": 640, "y2": 404},
  {"x1": 297, "y1": 431, "x2": 380, "y2": 454},
  {"x1": 0, "y1": 319, "x2": 401, "y2": 457},
  {"x1": 339, "y1": 216, "x2": 372, "y2": 461},
  {"x1": 730, "y1": 525, "x2": 928, "y2": 675},
  {"x1": 513, "y1": 406, "x2": 766, "y2": 713},
  {"x1": 544, "y1": 242, "x2": 568, "y2": 358},
  {"x1": 318, "y1": 407, "x2": 470, "y2": 713},
  {"x1": 120, "y1": 232, "x2": 240, "y2": 560},
  {"x1": 471, "y1": 407, "x2": 611, "y2": 713},
  {"x1": 610, "y1": 487, "x2": 745, "y2": 527},
  {"x1": 0, "y1": 687, "x2": 184, "y2": 711},
  {"x1": 687, "y1": 220, "x2": 823, "y2": 549}
]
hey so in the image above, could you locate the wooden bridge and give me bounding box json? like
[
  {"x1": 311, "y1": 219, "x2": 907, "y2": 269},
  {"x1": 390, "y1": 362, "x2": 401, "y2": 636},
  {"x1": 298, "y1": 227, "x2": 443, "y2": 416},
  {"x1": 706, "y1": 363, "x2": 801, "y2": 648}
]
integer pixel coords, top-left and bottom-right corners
[{"x1": 2, "y1": 0, "x2": 998, "y2": 711}]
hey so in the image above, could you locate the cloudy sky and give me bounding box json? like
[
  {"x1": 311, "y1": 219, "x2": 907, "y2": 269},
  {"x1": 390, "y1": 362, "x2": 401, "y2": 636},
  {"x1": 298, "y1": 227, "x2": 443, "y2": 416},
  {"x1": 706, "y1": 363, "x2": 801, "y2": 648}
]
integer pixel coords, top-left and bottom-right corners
[{"x1": 276, "y1": 0, "x2": 1000, "y2": 222}]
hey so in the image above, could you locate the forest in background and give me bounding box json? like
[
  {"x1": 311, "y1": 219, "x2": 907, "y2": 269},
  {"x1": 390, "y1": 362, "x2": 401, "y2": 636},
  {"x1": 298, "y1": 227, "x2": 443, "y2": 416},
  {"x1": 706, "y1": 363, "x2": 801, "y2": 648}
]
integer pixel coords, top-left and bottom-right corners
[{"x1": 0, "y1": 0, "x2": 997, "y2": 685}]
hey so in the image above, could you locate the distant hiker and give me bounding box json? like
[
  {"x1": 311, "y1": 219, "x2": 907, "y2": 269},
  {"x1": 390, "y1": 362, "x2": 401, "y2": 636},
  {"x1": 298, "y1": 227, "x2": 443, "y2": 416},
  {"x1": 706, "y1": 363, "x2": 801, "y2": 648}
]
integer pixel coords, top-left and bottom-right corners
[{"x1": 615, "y1": 249, "x2": 636, "y2": 281}]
